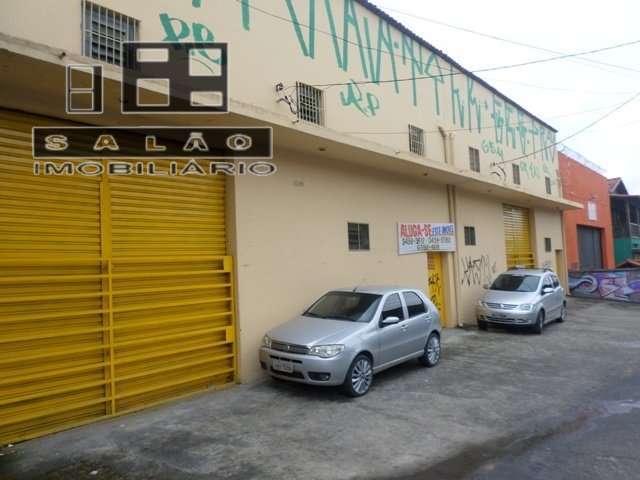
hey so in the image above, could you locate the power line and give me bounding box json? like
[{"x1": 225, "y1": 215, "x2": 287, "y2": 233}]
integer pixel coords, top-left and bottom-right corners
[
  {"x1": 376, "y1": 4, "x2": 640, "y2": 76},
  {"x1": 492, "y1": 89, "x2": 640, "y2": 167},
  {"x1": 238, "y1": 1, "x2": 640, "y2": 91},
  {"x1": 478, "y1": 77, "x2": 635, "y2": 96},
  {"x1": 307, "y1": 38, "x2": 640, "y2": 89},
  {"x1": 340, "y1": 98, "x2": 640, "y2": 136}
]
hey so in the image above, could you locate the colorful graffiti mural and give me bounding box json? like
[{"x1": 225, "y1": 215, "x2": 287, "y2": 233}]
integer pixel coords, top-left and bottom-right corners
[{"x1": 569, "y1": 269, "x2": 640, "y2": 303}]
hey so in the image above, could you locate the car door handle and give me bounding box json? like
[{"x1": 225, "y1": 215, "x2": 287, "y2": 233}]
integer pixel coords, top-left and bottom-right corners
[{"x1": 400, "y1": 324, "x2": 409, "y2": 332}]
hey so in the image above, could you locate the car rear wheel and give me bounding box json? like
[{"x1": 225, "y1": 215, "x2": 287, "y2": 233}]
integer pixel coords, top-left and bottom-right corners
[
  {"x1": 533, "y1": 311, "x2": 545, "y2": 335},
  {"x1": 558, "y1": 303, "x2": 567, "y2": 322},
  {"x1": 342, "y1": 354, "x2": 373, "y2": 397},
  {"x1": 478, "y1": 320, "x2": 488, "y2": 331},
  {"x1": 419, "y1": 333, "x2": 441, "y2": 367}
]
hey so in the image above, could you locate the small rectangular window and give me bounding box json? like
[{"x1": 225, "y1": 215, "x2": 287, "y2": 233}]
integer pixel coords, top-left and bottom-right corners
[
  {"x1": 512, "y1": 163, "x2": 521, "y2": 185},
  {"x1": 545, "y1": 177, "x2": 552, "y2": 194},
  {"x1": 296, "y1": 82, "x2": 324, "y2": 125},
  {"x1": 587, "y1": 201, "x2": 598, "y2": 221},
  {"x1": 82, "y1": 1, "x2": 139, "y2": 67},
  {"x1": 469, "y1": 147, "x2": 480, "y2": 173},
  {"x1": 464, "y1": 226, "x2": 476, "y2": 246},
  {"x1": 545, "y1": 237, "x2": 552, "y2": 252},
  {"x1": 408, "y1": 124, "x2": 425, "y2": 156},
  {"x1": 348, "y1": 222, "x2": 369, "y2": 251}
]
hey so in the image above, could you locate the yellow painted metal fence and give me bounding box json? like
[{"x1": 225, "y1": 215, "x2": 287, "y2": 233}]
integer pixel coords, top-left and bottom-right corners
[{"x1": 0, "y1": 110, "x2": 236, "y2": 444}]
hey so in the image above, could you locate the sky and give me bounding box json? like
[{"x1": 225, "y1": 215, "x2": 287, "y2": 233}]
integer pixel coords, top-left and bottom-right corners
[{"x1": 371, "y1": 0, "x2": 640, "y2": 193}]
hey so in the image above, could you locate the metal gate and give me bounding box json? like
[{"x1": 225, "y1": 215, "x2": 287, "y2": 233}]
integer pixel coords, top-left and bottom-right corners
[
  {"x1": 0, "y1": 110, "x2": 236, "y2": 444},
  {"x1": 503, "y1": 204, "x2": 535, "y2": 268},
  {"x1": 578, "y1": 226, "x2": 603, "y2": 270},
  {"x1": 427, "y1": 252, "x2": 446, "y2": 326}
]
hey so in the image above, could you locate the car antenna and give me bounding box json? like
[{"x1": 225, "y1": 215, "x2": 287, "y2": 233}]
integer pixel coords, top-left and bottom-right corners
[{"x1": 352, "y1": 286, "x2": 359, "y2": 292}]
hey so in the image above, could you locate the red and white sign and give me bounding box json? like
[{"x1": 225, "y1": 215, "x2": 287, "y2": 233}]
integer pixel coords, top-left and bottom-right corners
[{"x1": 398, "y1": 223, "x2": 456, "y2": 255}]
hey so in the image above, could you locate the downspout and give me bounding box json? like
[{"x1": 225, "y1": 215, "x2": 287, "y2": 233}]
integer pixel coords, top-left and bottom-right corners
[{"x1": 439, "y1": 127, "x2": 463, "y2": 327}]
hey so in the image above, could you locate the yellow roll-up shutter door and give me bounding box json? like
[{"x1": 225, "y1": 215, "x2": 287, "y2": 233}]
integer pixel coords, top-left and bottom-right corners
[
  {"x1": 503, "y1": 204, "x2": 535, "y2": 269},
  {"x1": 0, "y1": 110, "x2": 236, "y2": 444}
]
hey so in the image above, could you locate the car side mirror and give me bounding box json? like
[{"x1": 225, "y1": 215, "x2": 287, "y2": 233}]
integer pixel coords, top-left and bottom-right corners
[
  {"x1": 542, "y1": 287, "x2": 553, "y2": 295},
  {"x1": 381, "y1": 316, "x2": 400, "y2": 326}
]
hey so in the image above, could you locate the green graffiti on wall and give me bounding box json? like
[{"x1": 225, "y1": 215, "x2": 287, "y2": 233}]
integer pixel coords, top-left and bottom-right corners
[
  {"x1": 340, "y1": 79, "x2": 380, "y2": 116},
  {"x1": 160, "y1": 0, "x2": 556, "y2": 170}
]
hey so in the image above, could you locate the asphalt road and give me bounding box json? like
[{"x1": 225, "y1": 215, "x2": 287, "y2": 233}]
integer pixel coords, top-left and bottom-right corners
[
  {"x1": 2, "y1": 297, "x2": 639, "y2": 480},
  {"x1": 405, "y1": 372, "x2": 640, "y2": 480}
]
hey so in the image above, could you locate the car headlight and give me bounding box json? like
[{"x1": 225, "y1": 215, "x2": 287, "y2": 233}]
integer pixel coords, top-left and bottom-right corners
[
  {"x1": 477, "y1": 300, "x2": 486, "y2": 308},
  {"x1": 308, "y1": 344, "x2": 344, "y2": 358},
  {"x1": 519, "y1": 304, "x2": 533, "y2": 311},
  {"x1": 262, "y1": 334, "x2": 272, "y2": 348}
]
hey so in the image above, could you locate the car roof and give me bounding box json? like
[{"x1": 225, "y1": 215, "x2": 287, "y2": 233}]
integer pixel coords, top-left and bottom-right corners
[
  {"x1": 333, "y1": 286, "x2": 418, "y2": 295},
  {"x1": 502, "y1": 268, "x2": 553, "y2": 276}
]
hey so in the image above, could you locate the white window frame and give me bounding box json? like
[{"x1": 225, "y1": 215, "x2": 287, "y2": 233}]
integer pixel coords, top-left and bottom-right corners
[
  {"x1": 408, "y1": 124, "x2": 425, "y2": 156},
  {"x1": 296, "y1": 82, "x2": 324, "y2": 126}
]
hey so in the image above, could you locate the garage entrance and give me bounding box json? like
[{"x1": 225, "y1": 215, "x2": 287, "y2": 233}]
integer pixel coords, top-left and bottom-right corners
[
  {"x1": 578, "y1": 226, "x2": 603, "y2": 270},
  {"x1": 0, "y1": 110, "x2": 236, "y2": 444},
  {"x1": 503, "y1": 204, "x2": 535, "y2": 268}
]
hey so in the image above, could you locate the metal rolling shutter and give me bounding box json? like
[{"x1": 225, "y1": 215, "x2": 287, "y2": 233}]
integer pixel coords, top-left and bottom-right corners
[
  {"x1": 0, "y1": 110, "x2": 235, "y2": 444},
  {"x1": 503, "y1": 204, "x2": 535, "y2": 268}
]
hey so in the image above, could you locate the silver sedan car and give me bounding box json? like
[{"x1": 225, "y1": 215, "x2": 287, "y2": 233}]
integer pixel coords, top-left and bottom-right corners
[
  {"x1": 259, "y1": 287, "x2": 442, "y2": 396},
  {"x1": 476, "y1": 268, "x2": 567, "y2": 334}
]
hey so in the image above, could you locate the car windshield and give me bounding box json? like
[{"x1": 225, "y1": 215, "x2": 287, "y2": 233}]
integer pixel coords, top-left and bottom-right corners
[
  {"x1": 490, "y1": 274, "x2": 540, "y2": 292},
  {"x1": 304, "y1": 291, "x2": 382, "y2": 322}
]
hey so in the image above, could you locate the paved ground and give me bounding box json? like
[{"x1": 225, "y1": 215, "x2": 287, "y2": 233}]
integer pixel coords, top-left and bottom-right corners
[{"x1": 2, "y1": 297, "x2": 640, "y2": 480}]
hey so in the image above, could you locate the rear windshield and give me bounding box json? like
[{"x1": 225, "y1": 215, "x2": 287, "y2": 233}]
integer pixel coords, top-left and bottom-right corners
[
  {"x1": 490, "y1": 274, "x2": 540, "y2": 293},
  {"x1": 304, "y1": 291, "x2": 382, "y2": 322}
]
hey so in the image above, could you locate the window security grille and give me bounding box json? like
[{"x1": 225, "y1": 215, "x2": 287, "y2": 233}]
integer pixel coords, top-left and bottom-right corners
[
  {"x1": 408, "y1": 125, "x2": 425, "y2": 156},
  {"x1": 464, "y1": 226, "x2": 476, "y2": 246},
  {"x1": 469, "y1": 147, "x2": 480, "y2": 173},
  {"x1": 348, "y1": 223, "x2": 370, "y2": 251},
  {"x1": 296, "y1": 82, "x2": 324, "y2": 125},
  {"x1": 512, "y1": 163, "x2": 521, "y2": 185},
  {"x1": 82, "y1": 1, "x2": 138, "y2": 67}
]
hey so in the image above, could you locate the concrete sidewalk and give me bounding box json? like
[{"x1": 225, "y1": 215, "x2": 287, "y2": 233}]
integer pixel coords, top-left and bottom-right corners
[{"x1": 2, "y1": 298, "x2": 640, "y2": 480}]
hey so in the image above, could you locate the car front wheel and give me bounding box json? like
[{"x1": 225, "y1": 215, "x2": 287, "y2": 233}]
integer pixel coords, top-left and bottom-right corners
[
  {"x1": 533, "y1": 311, "x2": 545, "y2": 335},
  {"x1": 343, "y1": 354, "x2": 373, "y2": 397},
  {"x1": 419, "y1": 333, "x2": 441, "y2": 367}
]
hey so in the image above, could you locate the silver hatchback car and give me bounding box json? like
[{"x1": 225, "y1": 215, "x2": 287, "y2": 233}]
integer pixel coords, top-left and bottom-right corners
[
  {"x1": 259, "y1": 287, "x2": 442, "y2": 396},
  {"x1": 476, "y1": 268, "x2": 567, "y2": 334}
]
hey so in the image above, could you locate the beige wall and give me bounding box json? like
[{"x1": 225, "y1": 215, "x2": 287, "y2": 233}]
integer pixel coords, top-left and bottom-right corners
[
  {"x1": 0, "y1": 0, "x2": 560, "y2": 199},
  {"x1": 0, "y1": 0, "x2": 567, "y2": 381},
  {"x1": 233, "y1": 147, "x2": 450, "y2": 381},
  {"x1": 532, "y1": 207, "x2": 564, "y2": 271},
  {"x1": 454, "y1": 188, "x2": 509, "y2": 324}
]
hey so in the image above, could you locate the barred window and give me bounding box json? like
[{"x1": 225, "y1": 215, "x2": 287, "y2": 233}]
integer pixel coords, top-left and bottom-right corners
[
  {"x1": 408, "y1": 125, "x2": 425, "y2": 156},
  {"x1": 545, "y1": 237, "x2": 552, "y2": 252},
  {"x1": 464, "y1": 226, "x2": 476, "y2": 246},
  {"x1": 348, "y1": 223, "x2": 370, "y2": 251},
  {"x1": 512, "y1": 163, "x2": 521, "y2": 185},
  {"x1": 82, "y1": 1, "x2": 138, "y2": 67},
  {"x1": 296, "y1": 82, "x2": 324, "y2": 125},
  {"x1": 545, "y1": 177, "x2": 552, "y2": 194},
  {"x1": 469, "y1": 147, "x2": 480, "y2": 173}
]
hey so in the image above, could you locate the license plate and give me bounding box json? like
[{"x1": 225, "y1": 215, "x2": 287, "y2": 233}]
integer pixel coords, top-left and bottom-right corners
[{"x1": 272, "y1": 359, "x2": 294, "y2": 373}]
